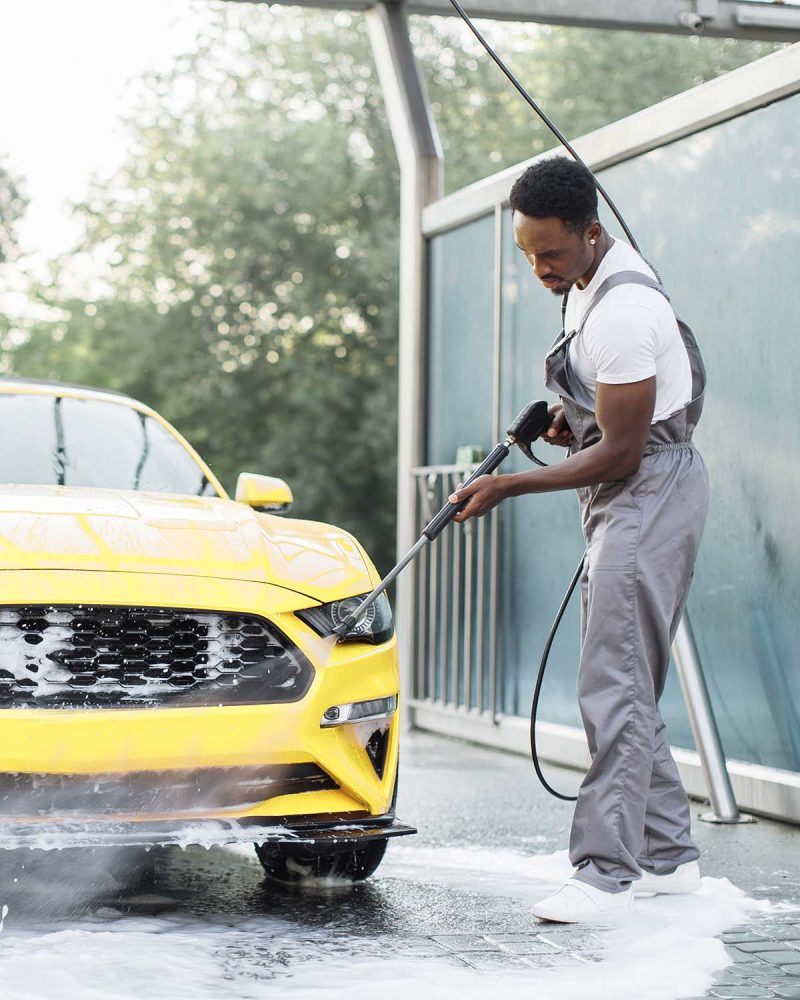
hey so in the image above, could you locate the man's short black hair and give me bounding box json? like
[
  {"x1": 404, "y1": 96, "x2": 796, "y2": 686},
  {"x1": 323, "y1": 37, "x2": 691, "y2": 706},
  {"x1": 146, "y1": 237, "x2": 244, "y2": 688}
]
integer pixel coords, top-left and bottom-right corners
[{"x1": 509, "y1": 156, "x2": 598, "y2": 233}]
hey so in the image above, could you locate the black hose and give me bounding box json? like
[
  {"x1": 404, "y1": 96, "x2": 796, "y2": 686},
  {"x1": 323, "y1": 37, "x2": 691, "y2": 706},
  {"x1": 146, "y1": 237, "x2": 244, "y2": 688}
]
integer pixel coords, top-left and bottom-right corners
[
  {"x1": 529, "y1": 553, "x2": 585, "y2": 802},
  {"x1": 446, "y1": 0, "x2": 641, "y2": 253}
]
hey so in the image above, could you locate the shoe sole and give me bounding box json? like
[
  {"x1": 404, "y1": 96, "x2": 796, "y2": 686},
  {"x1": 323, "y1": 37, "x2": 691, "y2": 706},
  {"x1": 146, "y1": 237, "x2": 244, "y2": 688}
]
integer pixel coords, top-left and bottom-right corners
[
  {"x1": 634, "y1": 881, "x2": 702, "y2": 897},
  {"x1": 531, "y1": 905, "x2": 632, "y2": 923}
]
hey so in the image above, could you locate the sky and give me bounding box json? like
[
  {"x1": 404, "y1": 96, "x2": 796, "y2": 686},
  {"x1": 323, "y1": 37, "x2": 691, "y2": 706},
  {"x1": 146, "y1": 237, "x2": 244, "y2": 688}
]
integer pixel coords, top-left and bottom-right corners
[{"x1": 0, "y1": 0, "x2": 216, "y2": 260}]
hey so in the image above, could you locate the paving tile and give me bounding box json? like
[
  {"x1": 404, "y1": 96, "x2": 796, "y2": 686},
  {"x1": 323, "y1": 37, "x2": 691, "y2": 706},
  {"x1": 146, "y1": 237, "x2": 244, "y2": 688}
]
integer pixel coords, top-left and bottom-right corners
[
  {"x1": 709, "y1": 988, "x2": 776, "y2": 998},
  {"x1": 748, "y1": 954, "x2": 800, "y2": 966},
  {"x1": 781, "y1": 967, "x2": 800, "y2": 976},
  {"x1": 455, "y1": 952, "x2": 532, "y2": 971},
  {"x1": 731, "y1": 962, "x2": 770, "y2": 973},
  {"x1": 430, "y1": 934, "x2": 498, "y2": 952},
  {"x1": 535, "y1": 929, "x2": 581, "y2": 943},
  {"x1": 493, "y1": 940, "x2": 565, "y2": 956},
  {"x1": 539, "y1": 954, "x2": 583, "y2": 969},
  {"x1": 438, "y1": 955, "x2": 480, "y2": 969},
  {"x1": 738, "y1": 943, "x2": 800, "y2": 954},
  {"x1": 728, "y1": 948, "x2": 771, "y2": 964},
  {"x1": 487, "y1": 933, "x2": 563, "y2": 953},
  {"x1": 772, "y1": 987, "x2": 800, "y2": 999},
  {"x1": 746, "y1": 973, "x2": 800, "y2": 985},
  {"x1": 724, "y1": 933, "x2": 772, "y2": 944},
  {"x1": 487, "y1": 933, "x2": 539, "y2": 943},
  {"x1": 390, "y1": 938, "x2": 453, "y2": 957}
]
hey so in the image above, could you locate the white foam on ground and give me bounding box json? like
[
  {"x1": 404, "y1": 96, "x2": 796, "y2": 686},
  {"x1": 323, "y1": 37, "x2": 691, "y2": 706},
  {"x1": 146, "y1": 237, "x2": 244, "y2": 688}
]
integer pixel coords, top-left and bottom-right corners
[{"x1": 0, "y1": 845, "x2": 768, "y2": 1000}]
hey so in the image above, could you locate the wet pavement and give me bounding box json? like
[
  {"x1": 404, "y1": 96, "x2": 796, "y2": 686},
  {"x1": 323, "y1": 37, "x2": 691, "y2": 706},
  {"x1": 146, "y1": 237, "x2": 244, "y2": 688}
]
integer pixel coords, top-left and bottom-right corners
[{"x1": 0, "y1": 730, "x2": 798, "y2": 999}]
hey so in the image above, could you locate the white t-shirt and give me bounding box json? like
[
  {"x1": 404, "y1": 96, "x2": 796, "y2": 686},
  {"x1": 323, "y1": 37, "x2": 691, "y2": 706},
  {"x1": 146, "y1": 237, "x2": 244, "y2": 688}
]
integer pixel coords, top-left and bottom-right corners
[{"x1": 562, "y1": 241, "x2": 692, "y2": 423}]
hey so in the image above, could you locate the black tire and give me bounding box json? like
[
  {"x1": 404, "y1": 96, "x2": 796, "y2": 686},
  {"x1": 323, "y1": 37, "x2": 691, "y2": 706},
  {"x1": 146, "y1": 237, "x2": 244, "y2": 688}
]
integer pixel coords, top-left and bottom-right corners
[{"x1": 255, "y1": 837, "x2": 388, "y2": 886}]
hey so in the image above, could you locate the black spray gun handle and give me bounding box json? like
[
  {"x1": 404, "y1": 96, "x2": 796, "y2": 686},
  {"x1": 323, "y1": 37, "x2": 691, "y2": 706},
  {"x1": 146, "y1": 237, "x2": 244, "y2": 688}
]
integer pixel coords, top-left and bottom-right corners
[{"x1": 422, "y1": 399, "x2": 550, "y2": 541}]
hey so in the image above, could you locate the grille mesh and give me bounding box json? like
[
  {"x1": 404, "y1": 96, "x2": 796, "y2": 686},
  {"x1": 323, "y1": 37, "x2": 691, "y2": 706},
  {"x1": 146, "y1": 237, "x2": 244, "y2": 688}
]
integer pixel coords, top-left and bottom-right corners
[{"x1": 0, "y1": 606, "x2": 314, "y2": 708}]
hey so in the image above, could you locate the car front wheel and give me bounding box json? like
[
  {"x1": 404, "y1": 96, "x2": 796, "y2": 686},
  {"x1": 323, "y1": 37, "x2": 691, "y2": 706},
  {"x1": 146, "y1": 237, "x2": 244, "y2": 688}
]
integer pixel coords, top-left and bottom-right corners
[{"x1": 254, "y1": 837, "x2": 388, "y2": 886}]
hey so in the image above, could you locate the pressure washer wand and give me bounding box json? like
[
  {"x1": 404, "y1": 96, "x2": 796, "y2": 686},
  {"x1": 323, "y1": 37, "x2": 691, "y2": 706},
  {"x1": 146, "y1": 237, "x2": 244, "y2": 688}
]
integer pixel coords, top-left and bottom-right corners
[{"x1": 333, "y1": 399, "x2": 550, "y2": 640}]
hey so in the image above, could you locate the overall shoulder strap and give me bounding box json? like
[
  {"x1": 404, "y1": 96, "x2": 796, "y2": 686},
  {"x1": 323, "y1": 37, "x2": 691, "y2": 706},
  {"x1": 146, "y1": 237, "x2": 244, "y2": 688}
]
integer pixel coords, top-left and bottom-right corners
[
  {"x1": 560, "y1": 287, "x2": 570, "y2": 329},
  {"x1": 577, "y1": 270, "x2": 670, "y2": 333}
]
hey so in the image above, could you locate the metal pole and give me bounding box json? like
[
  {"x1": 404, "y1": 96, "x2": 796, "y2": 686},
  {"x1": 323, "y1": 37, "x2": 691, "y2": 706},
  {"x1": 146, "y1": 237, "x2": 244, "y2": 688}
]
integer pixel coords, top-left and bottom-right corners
[
  {"x1": 672, "y1": 614, "x2": 752, "y2": 823},
  {"x1": 488, "y1": 506, "x2": 500, "y2": 722},
  {"x1": 449, "y1": 472, "x2": 463, "y2": 705},
  {"x1": 463, "y1": 514, "x2": 474, "y2": 708},
  {"x1": 366, "y1": 2, "x2": 444, "y2": 731}
]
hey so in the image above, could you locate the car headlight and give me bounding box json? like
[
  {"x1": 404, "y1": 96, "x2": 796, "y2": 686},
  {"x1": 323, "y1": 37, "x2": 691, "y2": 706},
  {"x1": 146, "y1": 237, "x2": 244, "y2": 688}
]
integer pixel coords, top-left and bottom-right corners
[{"x1": 295, "y1": 592, "x2": 394, "y2": 645}]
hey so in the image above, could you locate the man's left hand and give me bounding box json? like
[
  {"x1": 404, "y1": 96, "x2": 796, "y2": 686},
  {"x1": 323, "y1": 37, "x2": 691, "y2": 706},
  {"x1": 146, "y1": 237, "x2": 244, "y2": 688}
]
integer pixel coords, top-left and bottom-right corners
[{"x1": 449, "y1": 475, "x2": 507, "y2": 522}]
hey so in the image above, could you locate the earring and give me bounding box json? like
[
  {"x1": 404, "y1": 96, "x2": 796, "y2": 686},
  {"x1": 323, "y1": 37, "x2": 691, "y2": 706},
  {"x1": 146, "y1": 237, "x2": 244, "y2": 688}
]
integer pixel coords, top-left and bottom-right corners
[{"x1": 589, "y1": 239, "x2": 596, "y2": 245}]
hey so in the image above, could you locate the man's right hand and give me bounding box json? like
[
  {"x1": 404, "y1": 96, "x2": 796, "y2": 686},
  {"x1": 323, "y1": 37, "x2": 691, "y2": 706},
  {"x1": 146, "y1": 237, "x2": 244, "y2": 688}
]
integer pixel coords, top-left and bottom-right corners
[{"x1": 544, "y1": 403, "x2": 574, "y2": 447}]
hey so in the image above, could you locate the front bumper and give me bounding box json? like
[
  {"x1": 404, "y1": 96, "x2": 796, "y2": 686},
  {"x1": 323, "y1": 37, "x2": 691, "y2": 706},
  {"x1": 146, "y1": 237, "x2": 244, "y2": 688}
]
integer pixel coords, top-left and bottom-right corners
[{"x1": 0, "y1": 571, "x2": 406, "y2": 844}]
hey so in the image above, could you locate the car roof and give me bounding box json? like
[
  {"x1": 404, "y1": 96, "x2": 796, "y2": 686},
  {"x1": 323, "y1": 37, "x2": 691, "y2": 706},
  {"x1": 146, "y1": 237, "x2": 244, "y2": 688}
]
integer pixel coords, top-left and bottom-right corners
[{"x1": 0, "y1": 377, "x2": 147, "y2": 410}]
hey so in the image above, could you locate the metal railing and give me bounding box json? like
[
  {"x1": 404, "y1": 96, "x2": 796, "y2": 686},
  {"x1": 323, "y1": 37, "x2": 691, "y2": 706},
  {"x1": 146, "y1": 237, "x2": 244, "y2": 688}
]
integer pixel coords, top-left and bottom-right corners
[{"x1": 412, "y1": 463, "x2": 501, "y2": 717}]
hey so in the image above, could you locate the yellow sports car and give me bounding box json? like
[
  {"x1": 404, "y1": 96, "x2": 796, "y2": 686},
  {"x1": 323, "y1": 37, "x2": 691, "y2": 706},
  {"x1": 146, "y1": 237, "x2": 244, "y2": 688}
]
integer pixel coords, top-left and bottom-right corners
[{"x1": 0, "y1": 378, "x2": 412, "y2": 882}]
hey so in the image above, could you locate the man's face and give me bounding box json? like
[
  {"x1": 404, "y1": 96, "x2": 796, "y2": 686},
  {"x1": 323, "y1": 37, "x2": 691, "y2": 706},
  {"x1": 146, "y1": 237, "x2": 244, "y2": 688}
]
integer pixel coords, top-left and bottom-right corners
[{"x1": 512, "y1": 212, "x2": 595, "y2": 296}]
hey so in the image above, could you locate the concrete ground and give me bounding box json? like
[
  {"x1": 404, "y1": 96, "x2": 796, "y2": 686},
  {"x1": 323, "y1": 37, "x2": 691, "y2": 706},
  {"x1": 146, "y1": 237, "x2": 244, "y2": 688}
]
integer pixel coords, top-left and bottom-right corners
[{"x1": 1, "y1": 730, "x2": 799, "y2": 999}]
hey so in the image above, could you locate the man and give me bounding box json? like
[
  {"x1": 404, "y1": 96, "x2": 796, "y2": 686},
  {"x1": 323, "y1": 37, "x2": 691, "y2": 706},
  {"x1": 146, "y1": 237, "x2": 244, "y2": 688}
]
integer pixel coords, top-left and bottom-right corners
[{"x1": 448, "y1": 156, "x2": 708, "y2": 923}]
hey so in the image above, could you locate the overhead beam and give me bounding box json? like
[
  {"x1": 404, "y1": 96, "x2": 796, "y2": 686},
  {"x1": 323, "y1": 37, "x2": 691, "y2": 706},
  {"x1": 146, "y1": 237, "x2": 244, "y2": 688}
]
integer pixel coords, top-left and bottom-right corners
[{"x1": 234, "y1": 0, "x2": 800, "y2": 42}]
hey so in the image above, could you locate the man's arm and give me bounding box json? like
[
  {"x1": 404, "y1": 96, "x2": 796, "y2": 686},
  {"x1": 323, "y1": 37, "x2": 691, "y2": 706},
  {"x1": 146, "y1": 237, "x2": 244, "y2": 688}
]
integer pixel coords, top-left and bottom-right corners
[{"x1": 451, "y1": 376, "x2": 656, "y2": 522}]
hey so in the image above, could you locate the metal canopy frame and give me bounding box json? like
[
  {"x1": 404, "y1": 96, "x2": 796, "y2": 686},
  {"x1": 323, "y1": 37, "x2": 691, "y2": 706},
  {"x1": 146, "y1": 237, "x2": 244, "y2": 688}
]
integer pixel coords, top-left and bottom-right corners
[{"x1": 233, "y1": 0, "x2": 800, "y2": 42}]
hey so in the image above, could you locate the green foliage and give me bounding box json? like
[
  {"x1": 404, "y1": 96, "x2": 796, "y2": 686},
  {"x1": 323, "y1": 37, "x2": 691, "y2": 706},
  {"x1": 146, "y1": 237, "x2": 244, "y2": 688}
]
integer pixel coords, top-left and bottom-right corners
[
  {"x1": 412, "y1": 17, "x2": 779, "y2": 190},
  {"x1": 6, "y1": 6, "x2": 778, "y2": 570},
  {"x1": 0, "y1": 158, "x2": 26, "y2": 265}
]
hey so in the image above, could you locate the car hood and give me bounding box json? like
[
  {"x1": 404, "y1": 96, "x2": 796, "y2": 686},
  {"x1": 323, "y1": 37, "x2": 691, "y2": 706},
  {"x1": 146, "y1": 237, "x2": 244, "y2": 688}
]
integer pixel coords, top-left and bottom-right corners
[{"x1": 0, "y1": 486, "x2": 374, "y2": 601}]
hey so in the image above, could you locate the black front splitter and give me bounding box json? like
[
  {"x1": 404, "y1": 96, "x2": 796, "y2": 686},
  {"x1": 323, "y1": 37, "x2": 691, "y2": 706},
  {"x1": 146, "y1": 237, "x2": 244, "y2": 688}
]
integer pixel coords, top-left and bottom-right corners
[{"x1": 0, "y1": 813, "x2": 417, "y2": 851}]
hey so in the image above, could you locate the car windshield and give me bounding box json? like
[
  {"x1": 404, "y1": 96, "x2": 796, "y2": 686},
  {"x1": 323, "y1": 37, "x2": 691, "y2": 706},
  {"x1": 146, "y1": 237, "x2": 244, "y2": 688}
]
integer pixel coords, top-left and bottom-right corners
[{"x1": 0, "y1": 393, "x2": 219, "y2": 497}]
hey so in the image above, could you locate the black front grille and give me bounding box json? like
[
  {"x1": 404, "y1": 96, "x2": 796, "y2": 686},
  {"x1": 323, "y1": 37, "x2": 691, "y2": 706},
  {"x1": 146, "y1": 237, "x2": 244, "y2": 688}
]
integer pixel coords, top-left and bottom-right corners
[
  {"x1": 0, "y1": 606, "x2": 315, "y2": 708},
  {"x1": 0, "y1": 764, "x2": 336, "y2": 817}
]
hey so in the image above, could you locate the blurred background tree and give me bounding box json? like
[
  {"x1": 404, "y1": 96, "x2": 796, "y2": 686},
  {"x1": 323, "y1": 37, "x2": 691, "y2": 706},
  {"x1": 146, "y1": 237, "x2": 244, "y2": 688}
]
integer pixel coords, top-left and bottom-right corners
[
  {"x1": 0, "y1": 158, "x2": 27, "y2": 265},
  {"x1": 4, "y1": 6, "x2": 778, "y2": 570},
  {"x1": 0, "y1": 158, "x2": 28, "y2": 351}
]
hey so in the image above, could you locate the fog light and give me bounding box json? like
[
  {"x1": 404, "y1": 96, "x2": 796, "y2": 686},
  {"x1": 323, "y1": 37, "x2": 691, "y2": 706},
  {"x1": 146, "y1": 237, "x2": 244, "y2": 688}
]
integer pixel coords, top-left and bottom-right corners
[{"x1": 320, "y1": 694, "x2": 397, "y2": 728}]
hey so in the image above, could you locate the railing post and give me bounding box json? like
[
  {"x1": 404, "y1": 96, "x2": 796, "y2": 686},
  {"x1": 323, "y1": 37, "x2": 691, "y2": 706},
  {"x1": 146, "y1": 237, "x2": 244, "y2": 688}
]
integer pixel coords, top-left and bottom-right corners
[{"x1": 672, "y1": 614, "x2": 753, "y2": 823}]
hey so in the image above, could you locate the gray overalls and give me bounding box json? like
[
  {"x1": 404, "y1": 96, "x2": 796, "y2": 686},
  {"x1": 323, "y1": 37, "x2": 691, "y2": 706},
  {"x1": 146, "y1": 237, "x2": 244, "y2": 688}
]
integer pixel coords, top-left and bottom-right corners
[{"x1": 544, "y1": 270, "x2": 709, "y2": 893}]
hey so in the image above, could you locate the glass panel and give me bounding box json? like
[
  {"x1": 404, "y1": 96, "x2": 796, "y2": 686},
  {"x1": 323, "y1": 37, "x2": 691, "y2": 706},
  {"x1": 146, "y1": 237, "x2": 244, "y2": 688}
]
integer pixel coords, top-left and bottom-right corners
[
  {"x1": 0, "y1": 394, "x2": 217, "y2": 497},
  {"x1": 427, "y1": 214, "x2": 496, "y2": 465},
  {"x1": 594, "y1": 94, "x2": 800, "y2": 770}
]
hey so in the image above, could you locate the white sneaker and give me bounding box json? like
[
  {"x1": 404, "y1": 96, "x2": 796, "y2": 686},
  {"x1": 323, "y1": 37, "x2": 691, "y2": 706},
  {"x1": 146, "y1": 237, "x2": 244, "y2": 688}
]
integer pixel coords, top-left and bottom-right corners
[
  {"x1": 635, "y1": 860, "x2": 702, "y2": 896},
  {"x1": 531, "y1": 877, "x2": 633, "y2": 923}
]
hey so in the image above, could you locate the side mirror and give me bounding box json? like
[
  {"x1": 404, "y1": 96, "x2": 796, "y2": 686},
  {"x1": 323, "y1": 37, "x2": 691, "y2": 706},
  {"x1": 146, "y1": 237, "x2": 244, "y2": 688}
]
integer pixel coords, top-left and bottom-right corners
[{"x1": 235, "y1": 473, "x2": 294, "y2": 513}]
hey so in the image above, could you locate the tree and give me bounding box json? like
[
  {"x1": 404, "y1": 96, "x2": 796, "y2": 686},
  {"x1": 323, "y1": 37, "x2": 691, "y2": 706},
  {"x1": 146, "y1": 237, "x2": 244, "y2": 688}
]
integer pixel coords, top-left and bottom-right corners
[
  {"x1": 412, "y1": 16, "x2": 779, "y2": 190},
  {"x1": 6, "y1": 7, "x2": 777, "y2": 570},
  {"x1": 0, "y1": 158, "x2": 26, "y2": 265}
]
